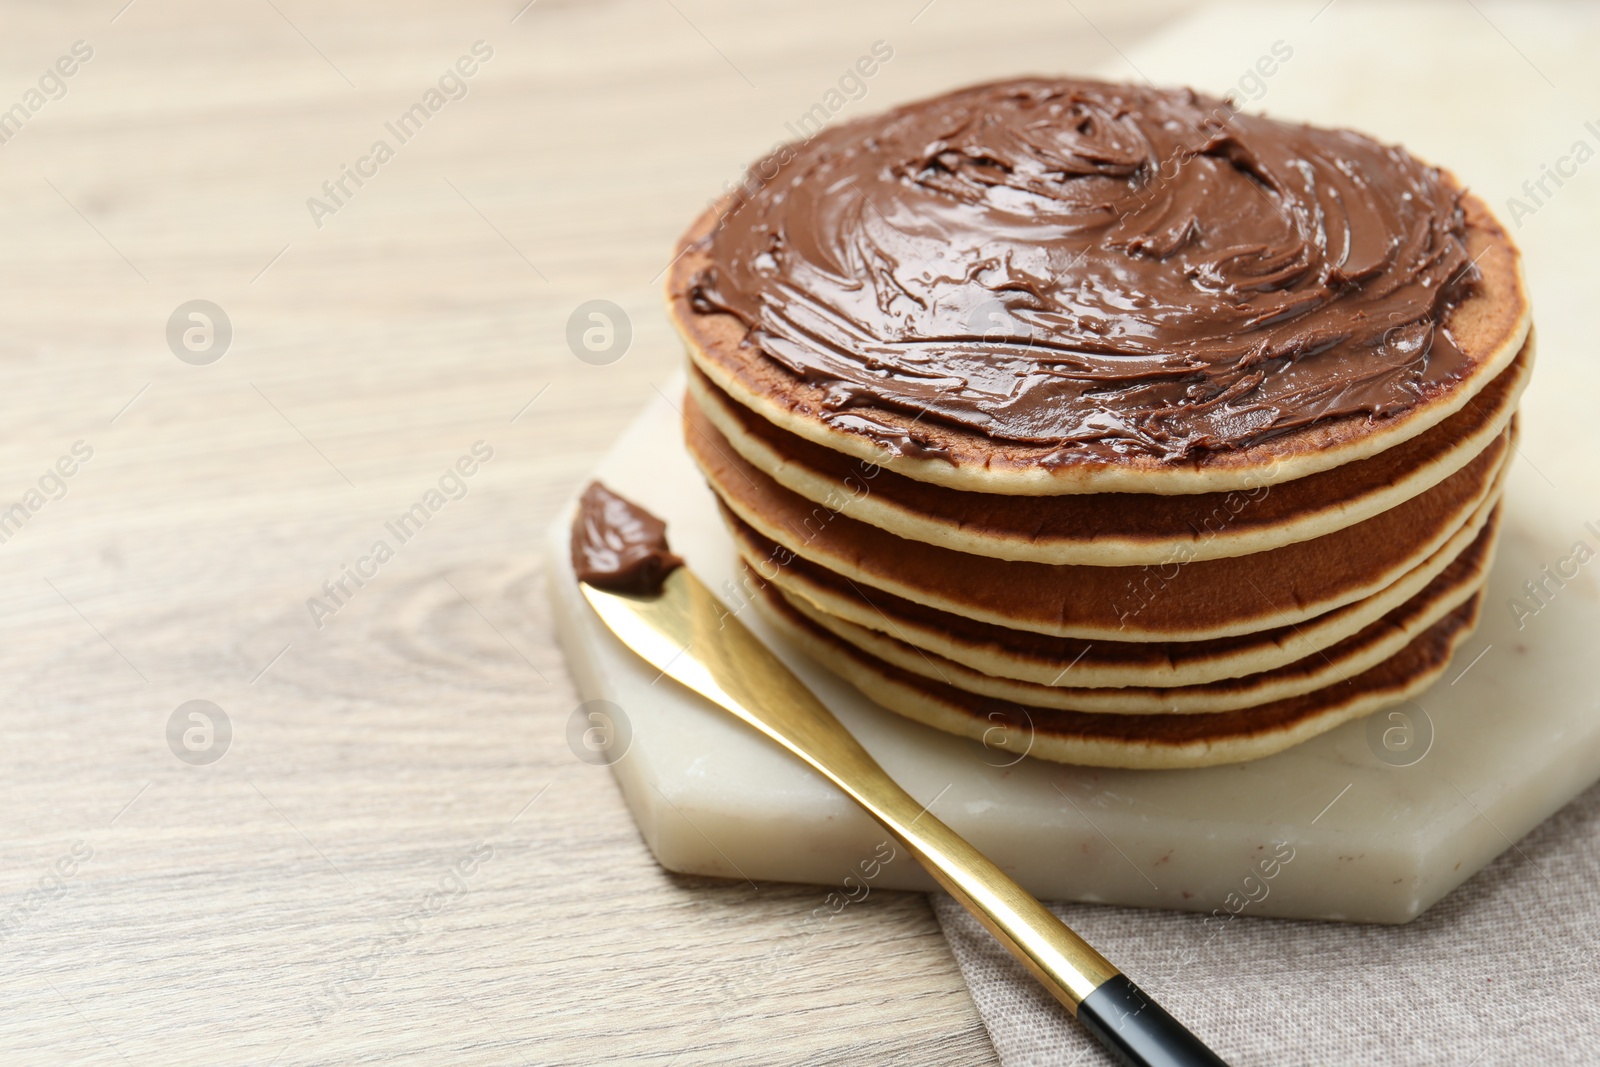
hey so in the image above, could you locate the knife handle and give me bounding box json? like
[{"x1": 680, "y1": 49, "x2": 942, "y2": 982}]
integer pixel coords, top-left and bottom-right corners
[{"x1": 1076, "y1": 974, "x2": 1230, "y2": 1067}]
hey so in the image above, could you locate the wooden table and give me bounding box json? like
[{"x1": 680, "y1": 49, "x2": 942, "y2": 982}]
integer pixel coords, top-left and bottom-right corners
[{"x1": 0, "y1": 1, "x2": 1190, "y2": 1062}]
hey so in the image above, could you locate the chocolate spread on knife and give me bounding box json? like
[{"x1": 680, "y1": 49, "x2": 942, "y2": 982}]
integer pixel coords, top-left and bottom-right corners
[
  {"x1": 572, "y1": 482, "x2": 684, "y2": 594},
  {"x1": 688, "y1": 78, "x2": 1483, "y2": 462}
]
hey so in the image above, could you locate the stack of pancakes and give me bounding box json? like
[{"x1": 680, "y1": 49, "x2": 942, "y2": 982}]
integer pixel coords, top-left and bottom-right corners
[{"x1": 667, "y1": 78, "x2": 1533, "y2": 769}]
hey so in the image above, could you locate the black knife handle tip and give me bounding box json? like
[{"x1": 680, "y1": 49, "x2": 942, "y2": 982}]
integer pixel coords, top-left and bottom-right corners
[{"x1": 1076, "y1": 974, "x2": 1230, "y2": 1067}]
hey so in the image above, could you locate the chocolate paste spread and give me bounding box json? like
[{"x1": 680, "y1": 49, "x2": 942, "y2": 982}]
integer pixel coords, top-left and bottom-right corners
[
  {"x1": 688, "y1": 78, "x2": 1482, "y2": 461},
  {"x1": 572, "y1": 482, "x2": 684, "y2": 594}
]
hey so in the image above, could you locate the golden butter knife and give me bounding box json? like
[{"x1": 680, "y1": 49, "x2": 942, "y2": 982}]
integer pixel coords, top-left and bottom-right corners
[{"x1": 580, "y1": 561, "x2": 1230, "y2": 1067}]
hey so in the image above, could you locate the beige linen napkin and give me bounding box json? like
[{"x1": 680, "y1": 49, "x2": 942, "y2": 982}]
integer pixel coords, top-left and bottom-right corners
[{"x1": 933, "y1": 780, "x2": 1600, "y2": 1066}]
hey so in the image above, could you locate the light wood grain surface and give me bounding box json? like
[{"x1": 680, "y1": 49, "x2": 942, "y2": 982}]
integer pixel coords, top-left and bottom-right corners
[{"x1": 0, "y1": 1, "x2": 1198, "y2": 1063}]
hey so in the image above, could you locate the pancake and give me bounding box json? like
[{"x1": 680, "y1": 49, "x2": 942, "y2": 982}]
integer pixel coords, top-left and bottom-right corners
[
  {"x1": 754, "y1": 578, "x2": 1485, "y2": 769},
  {"x1": 727, "y1": 497, "x2": 1503, "y2": 689},
  {"x1": 691, "y1": 407, "x2": 1510, "y2": 641},
  {"x1": 674, "y1": 196, "x2": 1526, "y2": 497},
  {"x1": 669, "y1": 86, "x2": 1531, "y2": 498},
  {"x1": 687, "y1": 339, "x2": 1532, "y2": 565},
  {"x1": 764, "y1": 502, "x2": 1498, "y2": 713}
]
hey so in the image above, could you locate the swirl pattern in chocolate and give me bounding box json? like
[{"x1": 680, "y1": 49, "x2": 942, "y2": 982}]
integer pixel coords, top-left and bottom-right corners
[{"x1": 688, "y1": 78, "x2": 1481, "y2": 462}]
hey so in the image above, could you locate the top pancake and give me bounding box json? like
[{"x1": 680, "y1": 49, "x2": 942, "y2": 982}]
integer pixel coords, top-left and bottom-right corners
[{"x1": 668, "y1": 80, "x2": 1531, "y2": 496}]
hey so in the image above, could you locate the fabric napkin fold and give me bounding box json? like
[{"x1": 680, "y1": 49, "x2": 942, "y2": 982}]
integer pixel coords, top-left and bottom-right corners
[{"x1": 933, "y1": 780, "x2": 1600, "y2": 1066}]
